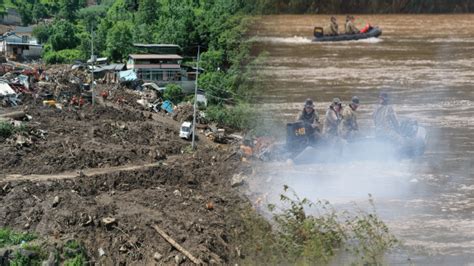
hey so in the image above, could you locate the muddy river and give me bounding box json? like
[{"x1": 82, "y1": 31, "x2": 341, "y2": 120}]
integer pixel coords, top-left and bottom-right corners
[{"x1": 249, "y1": 15, "x2": 474, "y2": 264}]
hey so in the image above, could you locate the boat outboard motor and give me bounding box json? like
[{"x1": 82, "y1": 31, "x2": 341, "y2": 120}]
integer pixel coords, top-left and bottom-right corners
[
  {"x1": 314, "y1": 27, "x2": 324, "y2": 38},
  {"x1": 399, "y1": 119, "x2": 418, "y2": 138}
]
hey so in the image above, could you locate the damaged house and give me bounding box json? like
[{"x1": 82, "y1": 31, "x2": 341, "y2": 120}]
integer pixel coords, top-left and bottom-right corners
[
  {"x1": 125, "y1": 44, "x2": 200, "y2": 93},
  {"x1": 0, "y1": 30, "x2": 43, "y2": 61}
]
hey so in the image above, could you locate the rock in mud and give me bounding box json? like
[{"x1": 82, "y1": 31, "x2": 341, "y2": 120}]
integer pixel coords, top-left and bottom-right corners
[
  {"x1": 41, "y1": 252, "x2": 56, "y2": 266},
  {"x1": 52, "y1": 196, "x2": 60, "y2": 207},
  {"x1": 173, "y1": 190, "x2": 182, "y2": 197},
  {"x1": 98, "y1": 247, "x2": 106, "y2": 257},
  {"x1": 231, "y1": 173, "x2": 247, "y2": 187},
  {"x1": 153, "y1": 252, "x2": 163, "y2": 261},
  {"x1": 174, "y1": 255, "x2": 184, "y2": 265},
  {"x1": 206, "y1": 202, "x2": 214, "y2": 210},
  {"x1": 101, "y1": 217, "x2": 117, "y2": 229}
]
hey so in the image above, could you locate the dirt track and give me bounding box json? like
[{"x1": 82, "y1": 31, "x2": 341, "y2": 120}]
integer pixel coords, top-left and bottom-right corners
[{"x1": 0, "y1": 98, "x2": 252, "y2": 264}]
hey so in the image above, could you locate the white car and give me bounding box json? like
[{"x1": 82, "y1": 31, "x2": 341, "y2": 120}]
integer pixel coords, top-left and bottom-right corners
[{"x1": 179, "y1": 121, "x2": 193, "y2": 140}]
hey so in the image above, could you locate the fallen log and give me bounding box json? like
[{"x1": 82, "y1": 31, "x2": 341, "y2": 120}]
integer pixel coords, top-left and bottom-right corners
[
  {"x1": 0, "y1": 111, "x2": 26, "y2": 120},
  {"x1": 152, "y1": 224, "x2": 204, "y2": 265}
]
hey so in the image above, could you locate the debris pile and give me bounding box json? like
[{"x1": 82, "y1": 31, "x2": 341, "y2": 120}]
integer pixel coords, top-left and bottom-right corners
[{"x1": 0, "y1": 61, "x2": 259, "y2": 265}]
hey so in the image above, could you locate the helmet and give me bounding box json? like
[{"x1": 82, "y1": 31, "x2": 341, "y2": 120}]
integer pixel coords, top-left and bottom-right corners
[
  {"x1": 304, "y1": 98, "x2": 315, "y2": 108},
  {"x1": 332, "y1": 97, "x2": 341, "y2": 106},
  {"x1": 331, "y1": 16, "x2": 337, "y2": 22},
  {"x1": 351, "y1": 96, "x2": 360, "y2": 105},
  {"x1": 379, "y1": 91, "x2": 389, "y2": 100}
]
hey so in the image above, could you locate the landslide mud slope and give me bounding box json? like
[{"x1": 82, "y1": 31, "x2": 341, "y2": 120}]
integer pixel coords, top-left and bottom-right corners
[{"x1": 0, "y1": 102, "x2": 252, "y2": 264}]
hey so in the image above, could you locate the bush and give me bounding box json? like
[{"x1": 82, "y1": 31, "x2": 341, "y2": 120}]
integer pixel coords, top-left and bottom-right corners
[
  {"x1": 205, "y1": 103, "x2": 256, "y2": 129},
  {"x1": 10, "y1": 244, "x2": 46, "y2": 266},
  {"x1": 32, "y1": 24, "x2": 52, "y2": 44},
  {"x1": 63, "y1": 239, "x2": 87, "y2": 266},
  {"x1": 50, "y1": 20, "x2": 79, "y2": 51},
  {"x1": 266, "y1": 186, "x2": 398, "y2": 265},
  {"x1": 163, "y1": 84, "x2": 185, "y2": 104},
  {"x1": 0, "y1": 122, "x2": 15, "y2": 139},
  {"x1": 43, "y1": 49, "x2": 83, "y2": 64}
]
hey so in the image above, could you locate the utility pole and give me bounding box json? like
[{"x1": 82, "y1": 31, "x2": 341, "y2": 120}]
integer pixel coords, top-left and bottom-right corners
[
  {"x1": 191, "y1": 45, "x2": 200, "y2": 149},
  {"x1": 90, "y1": 28, "x2": 95, "y2": 106}
]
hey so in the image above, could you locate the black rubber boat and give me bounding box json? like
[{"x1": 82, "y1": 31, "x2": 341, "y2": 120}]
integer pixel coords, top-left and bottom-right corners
[{"x1": 312, "y1": 26, "x2": 382, "y2": 42}]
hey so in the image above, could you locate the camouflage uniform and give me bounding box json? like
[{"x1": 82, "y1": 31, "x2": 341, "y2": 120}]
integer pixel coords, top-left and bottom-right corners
[
  {"x1": 297, "y1": 109, "x2": 320, "y2": 129},
  {"x1": 340, "y1": 105, "x2": 359, "y2": 140},
  {"x1": 373, "y1": 104, "x2": 403, "y2": 144},
  {"x1": 325, "y1": 20, "x2": 339, "y2": 36},
  {"x1": 323, "y1": 107, "x2": 341, "y2": 137},
  {"x1": 345, "y1": 20, "x2": 359, "y2": 34}
]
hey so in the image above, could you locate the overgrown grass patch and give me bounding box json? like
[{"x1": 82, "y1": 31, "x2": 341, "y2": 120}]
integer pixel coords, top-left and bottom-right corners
[
  {"x1": 0, "y1": 228, "x2": 37, "y2": 248},
  {"x1": 62, "y1": 239, "x2": 87, "y2": 266},
  {"x1": 0, "y1": 122, "x2": 15, "y2": 139},
  {"x1": 0, "y1": 121, "x2": 29, "y2": 139},
  {"x1": 10, "y1": 244, "x2": 47, "y2": 266}
]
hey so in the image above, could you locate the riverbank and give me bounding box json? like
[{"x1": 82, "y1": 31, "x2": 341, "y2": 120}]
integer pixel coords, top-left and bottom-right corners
[{"x1": 248, "y1": 14, "x2": 474, "y2": 264}]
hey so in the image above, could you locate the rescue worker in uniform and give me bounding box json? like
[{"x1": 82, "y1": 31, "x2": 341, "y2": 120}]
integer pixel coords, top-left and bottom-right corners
[
  {"x1": 345, "y1": 15, "x2": 359, "y2": 34},
  {"x1": 323, "y1": 98, "x2": 342, "y2": 137},
  {"x1": 325, "y1": 16, "x2": 339, "y2": 36},
  {"x1": 373, "y1": 92, "x2": 404, "y2": 144},
  {"x1": 340, "y1": 96, "x2": 360, "y2": 140},
  {"x1": 296, "y1": 98, "x2": 321, "y2": 142}
]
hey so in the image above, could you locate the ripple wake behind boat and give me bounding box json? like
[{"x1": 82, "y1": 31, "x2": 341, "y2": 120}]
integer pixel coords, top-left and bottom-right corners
[{"x1": 250, "y1": 36, "x2": 312, "y2": 44}]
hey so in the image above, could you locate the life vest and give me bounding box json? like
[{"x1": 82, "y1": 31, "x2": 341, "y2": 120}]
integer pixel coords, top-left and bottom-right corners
[{"x1": 360, "y1": 23, "x2": 372, "y2": 33}]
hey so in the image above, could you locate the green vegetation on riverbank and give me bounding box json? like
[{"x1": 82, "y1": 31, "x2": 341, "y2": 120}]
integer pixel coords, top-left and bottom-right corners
[
  {"x1": 237, "y1": 186, "x2": 398, "y2": 265},
  {"x1": 250, "y1": 0, "x2": 473, "y2": 14}
]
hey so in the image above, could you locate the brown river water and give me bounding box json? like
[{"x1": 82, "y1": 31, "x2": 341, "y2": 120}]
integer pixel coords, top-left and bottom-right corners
[{"x1": 248, "y1": 15, "x2": 474, "y2": 264}]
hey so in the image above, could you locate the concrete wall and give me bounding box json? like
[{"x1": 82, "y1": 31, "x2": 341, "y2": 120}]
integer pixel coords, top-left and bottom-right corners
[{"x1": 1, "y1": 9, "x2": 22, "y2": 25}]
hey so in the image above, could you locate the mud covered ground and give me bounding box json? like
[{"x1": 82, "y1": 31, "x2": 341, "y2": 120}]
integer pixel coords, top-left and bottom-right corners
[{"x1": 0, "y1": 98, "x2": 255, "y2": 264}]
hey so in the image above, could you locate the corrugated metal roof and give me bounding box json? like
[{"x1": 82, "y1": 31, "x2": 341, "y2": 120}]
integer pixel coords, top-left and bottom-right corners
[
  {"x1": 119, "y1": 70, "x2": 137, "y2": 81},
  {"x1": 0, "y1": 83, "x2": 16, "y2": 97},
  {"x1": 129, "y1": 54, "x2": 183, "y2": 60},
  {"x1": 133, "y1": 43, "x2": 181, "y2": 48}
]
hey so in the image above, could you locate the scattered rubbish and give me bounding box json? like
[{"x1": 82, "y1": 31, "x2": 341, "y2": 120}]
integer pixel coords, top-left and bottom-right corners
[
  {"x1": 239, "y1": 136, "x2": 278, "y2": 161},
  {"x1": 231, "y1": 173, "x2": 247, "y2": 187},
  {"x1": 152, "y1": 224, "x2": 204, "y2": 265},
  {"x1": 98, "y1": 248, "x2": 106, "y2": 257},
  {"x1": 42, "y1": 100, "x2": 56, "y2": 107},
  {"x1": 175, "y1": 255, "x2": 184, "y2": 265},
  {"x1": 153, "y1": 252, "x2": 163, "y2": 261},
  {"x1": 206, "y1": 201, "x2": 214, "y2": 210},
  {"x1": 173, "y1": 190, "x2": 182, "y2": 197},
  {"x1": 119, "y1": 69, "x2": 137, "y2": 82},
  {"x1": 119, "y1": 245, "x2": 128, "y2": 253},
  {"x1": 81, "y1": 214, "x2": 93, "y2": 226},
  {"x1": 0, "y1": 83, "x2": 16, "y2": 96},
  {"x1": 101, "y1": 217, "x2": 117, "y2": 228},
  {"x1": 161, "y1": 100, "x2": 174, "y2": 113},
  {"x1": 14, "y1": 135, "x2": 32, "y2": 147}
]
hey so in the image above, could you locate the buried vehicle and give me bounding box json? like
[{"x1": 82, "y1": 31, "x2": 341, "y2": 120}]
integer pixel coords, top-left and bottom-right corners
[
  {"x1": 313, "y1": 26, "x2": 382, "y2": 42},
  {"x1": 179, "y1": 121, "x2": 194, "y2": 140},
  {"x1": 287, "y1": 120, "x2": 427, "y2": 165}
]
